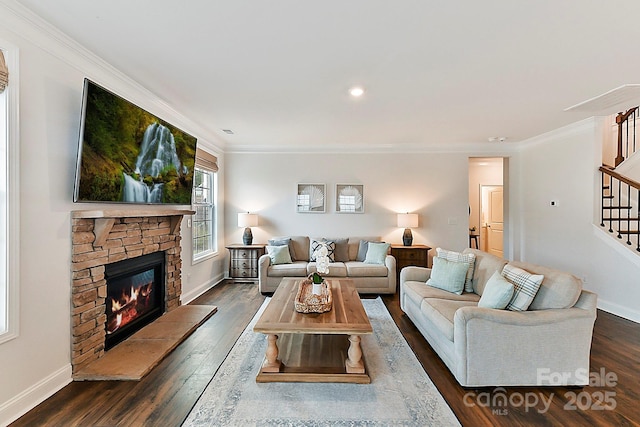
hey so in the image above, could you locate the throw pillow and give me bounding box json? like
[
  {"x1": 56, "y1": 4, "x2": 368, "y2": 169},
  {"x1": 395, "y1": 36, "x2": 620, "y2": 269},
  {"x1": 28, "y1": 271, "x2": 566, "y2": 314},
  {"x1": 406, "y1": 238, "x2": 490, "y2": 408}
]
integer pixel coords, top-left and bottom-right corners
[
  {"x1": 267, "y1": 237, "x2": 296, "y2": 261},
  {"x1": 426, "y1": 256, "x2": 468, "y2": 295},
  {"x1": 502, "y1": 263, "x2": 544, "y2": 311},
  {"x1": 356, "y1": 240, "x2": 370, "y2": 262},
  {"x1": 309, "y1": 239, "x2": 336, "y2": 262},
  {"x1": 364, "y1": 242, "x2": 390, "y2": 264},
  {"x1": 478, "y1": 271, "x2": 514, "y2": 309},
  {"x1": 325, "y1": 237, "x2": 349, "y2": 262},
  {"x1": 436, "y1": 248, "x2": 476, "y2": 293},
  {"x1": 266, "y1": 245, "x2": 292, "y2": 265}
]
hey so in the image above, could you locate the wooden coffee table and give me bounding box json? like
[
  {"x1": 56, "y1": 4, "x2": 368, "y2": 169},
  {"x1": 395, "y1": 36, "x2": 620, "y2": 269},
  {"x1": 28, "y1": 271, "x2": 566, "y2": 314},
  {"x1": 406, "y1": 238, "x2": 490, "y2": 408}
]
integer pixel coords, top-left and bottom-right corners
[{"x1": 253, "y1": 278, "x2": 373, "y2": 383}]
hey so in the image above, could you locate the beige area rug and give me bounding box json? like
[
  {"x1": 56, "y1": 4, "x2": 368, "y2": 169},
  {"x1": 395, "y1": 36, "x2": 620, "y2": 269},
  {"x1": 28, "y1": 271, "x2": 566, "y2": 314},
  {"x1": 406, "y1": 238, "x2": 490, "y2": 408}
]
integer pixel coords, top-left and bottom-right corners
[
  {"x1": 75, "y1": 304, "x2": 217, "y2": 381},
  {"x1": 184, "y1": 298, "x2": 460, "y2": 426}
]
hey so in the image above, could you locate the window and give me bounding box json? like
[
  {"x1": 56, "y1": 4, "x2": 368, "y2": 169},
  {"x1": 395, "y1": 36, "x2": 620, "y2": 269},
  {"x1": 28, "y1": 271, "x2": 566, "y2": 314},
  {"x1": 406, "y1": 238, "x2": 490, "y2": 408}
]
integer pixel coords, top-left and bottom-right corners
[
  {"x1": 192, "y1": 167, "x2": 217, "y2": 261},
  {"x1": 0, "y1": 44, "x2": 18, "y2": 344}
]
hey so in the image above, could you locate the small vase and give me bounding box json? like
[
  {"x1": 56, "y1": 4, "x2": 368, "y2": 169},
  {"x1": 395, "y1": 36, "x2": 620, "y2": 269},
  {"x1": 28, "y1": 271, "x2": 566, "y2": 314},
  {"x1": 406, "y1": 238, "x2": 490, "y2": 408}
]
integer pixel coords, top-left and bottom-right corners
[{"x1": 312, "y1": 283, "x2": 322, "y2": 295}]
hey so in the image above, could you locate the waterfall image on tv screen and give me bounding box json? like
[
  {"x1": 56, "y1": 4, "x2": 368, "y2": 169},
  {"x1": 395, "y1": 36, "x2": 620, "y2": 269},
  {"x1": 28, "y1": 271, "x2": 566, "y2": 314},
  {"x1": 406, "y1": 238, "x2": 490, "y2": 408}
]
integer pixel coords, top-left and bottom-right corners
[{"x1": 74, "y1": 79, "x2": 197, "y2": 204}]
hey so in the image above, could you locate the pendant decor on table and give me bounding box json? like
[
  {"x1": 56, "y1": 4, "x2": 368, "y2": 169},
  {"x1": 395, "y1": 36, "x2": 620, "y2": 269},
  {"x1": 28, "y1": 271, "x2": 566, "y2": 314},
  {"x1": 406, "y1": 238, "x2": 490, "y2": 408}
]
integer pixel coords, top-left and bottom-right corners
[{"x1": 294, "y1": 243, "x2": 332, "y2": 313}]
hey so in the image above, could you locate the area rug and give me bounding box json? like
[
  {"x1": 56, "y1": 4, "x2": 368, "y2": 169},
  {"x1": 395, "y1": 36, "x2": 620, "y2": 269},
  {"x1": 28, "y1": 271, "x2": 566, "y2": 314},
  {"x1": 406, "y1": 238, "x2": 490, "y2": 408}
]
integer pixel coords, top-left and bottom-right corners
[{"x1": 183, "y1": 298, "x2": 460, "y2": 426}]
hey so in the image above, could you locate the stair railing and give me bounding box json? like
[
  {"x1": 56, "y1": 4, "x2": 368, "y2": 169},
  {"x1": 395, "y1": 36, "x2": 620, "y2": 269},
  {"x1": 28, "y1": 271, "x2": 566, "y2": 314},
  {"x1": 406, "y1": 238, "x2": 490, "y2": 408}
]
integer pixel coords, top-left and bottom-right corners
[
  {"x1": 600, "y1": 165, "x2": 640, "y2": 251},
  {"x1": 615, "y1": 106, "x2": 639, "y2": 167}
]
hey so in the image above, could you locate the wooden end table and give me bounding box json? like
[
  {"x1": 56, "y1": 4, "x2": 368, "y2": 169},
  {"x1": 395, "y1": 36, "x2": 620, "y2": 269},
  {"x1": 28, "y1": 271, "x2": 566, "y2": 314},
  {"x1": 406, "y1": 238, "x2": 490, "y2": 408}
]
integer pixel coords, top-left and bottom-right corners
[{"x1": 253, "y1": 278, "x2": 373, "y2": 384}]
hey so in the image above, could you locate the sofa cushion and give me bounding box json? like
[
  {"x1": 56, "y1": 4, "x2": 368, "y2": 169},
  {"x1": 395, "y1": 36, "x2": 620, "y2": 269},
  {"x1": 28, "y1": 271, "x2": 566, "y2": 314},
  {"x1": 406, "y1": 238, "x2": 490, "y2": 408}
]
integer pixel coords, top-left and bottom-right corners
[
  {"x1": 267, "y1": 261, "x2": 308, "y2": 277},
  {"x1": 478, "y1": 271, "x2": 514, "y2": 309},
  {"x1": 464, "y1": 248, "x2": 508, "y2": 296},
  {"x1": 345, "y1": 261, "x2": 388, "y2": 277},
  {"x1": 271, "y1": 236, "x2": 310, "y2": 262},
  {"x1": 508, "y1": 260, "x2": 583, "y2": 310},
  {"x1": 307, "y1": 262, "x2": 347, "y2": 277},
  {"x1": 436, "y1": 248, "x2": 476, "y2": 293},
  {"x1": 325, "y1": 237, "x2": 349, "y2": 262},
  {"x1": 421, "y1": 298, "x2": 478, "y2": 342},
  {"x1": 502, "y1": 264, "x2": 544, "y2": 311},
  {"x1": 267, "y1": 238, "x2": 296, "y2": 261},
  {"x1": 364, "y1": 242, "x2": 390, "y2": 264},
  {"x1": 426, "y1": 256, "x2": 468, "y2": 295},
  {"x1": 266, "y1": 245, "x2": 292, "y2": 265},
  {"x1": 350, "y1": 236, "x2": 380, "y2": 261},
  {"x1": 403, "y1": 281, "x2": 480, "y2": 308}
]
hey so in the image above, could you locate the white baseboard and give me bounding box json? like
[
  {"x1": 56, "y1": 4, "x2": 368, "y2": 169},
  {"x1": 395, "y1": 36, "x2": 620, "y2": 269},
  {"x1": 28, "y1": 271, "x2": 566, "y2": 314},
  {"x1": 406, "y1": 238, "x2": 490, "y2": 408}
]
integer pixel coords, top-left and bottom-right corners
[
  {"x1": 598, "y1": 298, "x2": 640, "y2": 324},
  {"x1": 0, "y1": 364, "x2": 72, "y2": 427},
  {"x1": 181, "y1": 273, "x2": 225, "y2": 305}
]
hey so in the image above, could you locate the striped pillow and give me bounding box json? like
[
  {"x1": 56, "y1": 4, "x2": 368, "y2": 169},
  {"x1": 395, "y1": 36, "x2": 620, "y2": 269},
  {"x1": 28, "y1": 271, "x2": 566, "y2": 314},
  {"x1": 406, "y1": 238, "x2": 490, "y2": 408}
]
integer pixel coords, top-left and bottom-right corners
[
  {"x1": 436, "y1": 248, "x2": 476, "y2": 293},
  {"x1": 502, "y1": 264, "x2": 544, "y2": 311}
]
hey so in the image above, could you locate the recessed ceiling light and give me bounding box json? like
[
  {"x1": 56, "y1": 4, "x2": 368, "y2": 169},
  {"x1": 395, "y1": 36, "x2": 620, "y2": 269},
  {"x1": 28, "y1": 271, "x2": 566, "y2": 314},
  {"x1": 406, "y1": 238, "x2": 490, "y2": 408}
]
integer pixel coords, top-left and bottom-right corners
[
  {"x1": 488, "y1": 137, "x2": 507, "y2": 143},
  {"x1": 349, "y1": 86, "x2": 365, "y2": 97}
]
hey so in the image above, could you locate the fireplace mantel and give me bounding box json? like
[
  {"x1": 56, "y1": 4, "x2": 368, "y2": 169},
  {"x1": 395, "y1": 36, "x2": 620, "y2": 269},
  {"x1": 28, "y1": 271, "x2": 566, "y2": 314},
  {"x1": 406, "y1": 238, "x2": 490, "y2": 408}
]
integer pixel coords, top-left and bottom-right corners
[
  {"x1": 71, "y1": 209, "x2": 195, "y2": 219},
  {"x1": 72, "y1": 210, "x2": 195, "y2": 246}
]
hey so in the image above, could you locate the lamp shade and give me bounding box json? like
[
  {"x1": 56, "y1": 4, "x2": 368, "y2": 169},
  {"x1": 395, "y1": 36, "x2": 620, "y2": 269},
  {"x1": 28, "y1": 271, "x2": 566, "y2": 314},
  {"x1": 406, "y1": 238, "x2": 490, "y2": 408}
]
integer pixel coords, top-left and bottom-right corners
[
  {"x1": 397, "y1": 213, "x2": 418, "y2": 228},
  {"x1": 238, "y1": 212, "x2": 258, "y2": 228}
]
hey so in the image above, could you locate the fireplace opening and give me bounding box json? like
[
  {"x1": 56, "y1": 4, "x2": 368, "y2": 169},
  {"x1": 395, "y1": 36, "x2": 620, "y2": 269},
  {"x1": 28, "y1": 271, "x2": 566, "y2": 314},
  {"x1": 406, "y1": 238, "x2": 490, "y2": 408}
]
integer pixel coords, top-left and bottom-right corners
[{"x1": 104, "y1": 251, "x2": 165, "y2": 350}]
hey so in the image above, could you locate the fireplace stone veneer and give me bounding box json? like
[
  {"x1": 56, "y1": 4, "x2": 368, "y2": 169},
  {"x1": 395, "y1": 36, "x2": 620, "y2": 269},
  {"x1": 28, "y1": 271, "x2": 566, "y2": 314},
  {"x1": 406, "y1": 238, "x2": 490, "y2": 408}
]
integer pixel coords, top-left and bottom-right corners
[{"x1": 70, "y1": 209, "x2": 193, "y2": 375}]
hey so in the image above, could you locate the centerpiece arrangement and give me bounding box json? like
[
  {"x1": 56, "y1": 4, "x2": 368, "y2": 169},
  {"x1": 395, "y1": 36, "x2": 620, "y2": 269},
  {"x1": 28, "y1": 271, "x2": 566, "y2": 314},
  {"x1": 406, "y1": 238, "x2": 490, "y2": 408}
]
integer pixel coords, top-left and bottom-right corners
[{"x1": 294, "y1": 242, "x2": 333, "y2": 313}]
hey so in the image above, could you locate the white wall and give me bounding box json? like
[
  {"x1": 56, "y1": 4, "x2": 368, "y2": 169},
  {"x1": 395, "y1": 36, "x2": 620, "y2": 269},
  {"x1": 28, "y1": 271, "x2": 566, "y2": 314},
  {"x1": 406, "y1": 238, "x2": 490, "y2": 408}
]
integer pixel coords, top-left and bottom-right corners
[
  {"x1": 224, "y1": 152, "x2": 473, "y2": 260},
  {"x1": 516, "y1": 118, "x2": 640, "y2": 322},
  {"x1": 0, "y1": 4, "x2": 225, "y2": 424}
]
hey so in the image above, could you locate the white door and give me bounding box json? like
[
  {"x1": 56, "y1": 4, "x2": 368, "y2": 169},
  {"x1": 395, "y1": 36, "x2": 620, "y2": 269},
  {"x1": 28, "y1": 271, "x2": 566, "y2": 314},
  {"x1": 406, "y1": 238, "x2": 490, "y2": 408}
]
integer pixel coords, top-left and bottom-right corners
[{"x1": 482, "y1": 185, "x2": 503, "y2": 257}]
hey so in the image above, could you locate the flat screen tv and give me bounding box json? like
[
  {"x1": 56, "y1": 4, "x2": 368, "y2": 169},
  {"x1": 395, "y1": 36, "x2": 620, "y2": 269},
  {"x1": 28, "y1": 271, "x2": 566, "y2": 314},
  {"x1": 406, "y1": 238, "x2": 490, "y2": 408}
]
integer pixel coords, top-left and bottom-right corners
[{"x1": 73, "y1": 79, "x2": 197, "y2": 204}]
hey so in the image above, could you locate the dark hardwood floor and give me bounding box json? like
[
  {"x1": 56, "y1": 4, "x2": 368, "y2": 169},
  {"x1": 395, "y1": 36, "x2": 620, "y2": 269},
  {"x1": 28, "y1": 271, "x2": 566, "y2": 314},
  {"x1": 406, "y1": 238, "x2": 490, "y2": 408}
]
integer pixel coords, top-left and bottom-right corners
[{"x1": 11, "y1": 281, "x2": 640, "y2": 426}]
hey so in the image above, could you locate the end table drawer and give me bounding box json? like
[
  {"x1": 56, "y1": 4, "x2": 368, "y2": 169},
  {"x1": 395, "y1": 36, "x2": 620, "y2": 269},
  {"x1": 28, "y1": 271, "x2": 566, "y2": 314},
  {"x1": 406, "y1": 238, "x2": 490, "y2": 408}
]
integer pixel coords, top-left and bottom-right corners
[
  {"x1": 231, "y1": 267, "x2": 257, "y2": 278},
  {"x1": 233, "y1": 249, "x2": 258, "y2": 260},
  {"x1": 232, "y1": 259, "x2": 257, "y2": 269},
  {"x1": 396, "y1": 251, "x2": 426, "y2": 262}
]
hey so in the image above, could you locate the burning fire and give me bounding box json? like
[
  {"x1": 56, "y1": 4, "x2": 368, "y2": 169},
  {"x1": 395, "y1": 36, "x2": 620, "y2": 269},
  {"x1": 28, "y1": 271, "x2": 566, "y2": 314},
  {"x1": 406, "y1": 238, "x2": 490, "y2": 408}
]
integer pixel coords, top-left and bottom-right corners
[{"x1": 106, "y1": 282, "x2": 153, "y2": 334}]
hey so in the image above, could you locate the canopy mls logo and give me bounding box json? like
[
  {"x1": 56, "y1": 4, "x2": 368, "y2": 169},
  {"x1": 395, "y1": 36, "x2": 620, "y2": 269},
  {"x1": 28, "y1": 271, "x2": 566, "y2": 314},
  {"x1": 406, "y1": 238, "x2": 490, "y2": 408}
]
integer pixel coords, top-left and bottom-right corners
[{"x1": 463, "y1": 368, "x2": 618, "y2": 415}]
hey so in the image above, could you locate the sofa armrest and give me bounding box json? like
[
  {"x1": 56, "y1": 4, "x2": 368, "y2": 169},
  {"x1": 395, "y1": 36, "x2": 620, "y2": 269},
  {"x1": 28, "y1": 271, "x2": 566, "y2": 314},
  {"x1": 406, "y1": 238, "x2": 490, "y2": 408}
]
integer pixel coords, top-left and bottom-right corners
[
  {"x1": 400, "y1": 266, "x2": 431, "y2": 284},
  {"x1": 258, "y1": 254, "x2": 271, "y2": 282},
  {"x1": 384, "y1": 255, "x2": 397, "y2": 292},
  {"x1": 453, "y1": 300, "x2": 597, "y2": 386}
]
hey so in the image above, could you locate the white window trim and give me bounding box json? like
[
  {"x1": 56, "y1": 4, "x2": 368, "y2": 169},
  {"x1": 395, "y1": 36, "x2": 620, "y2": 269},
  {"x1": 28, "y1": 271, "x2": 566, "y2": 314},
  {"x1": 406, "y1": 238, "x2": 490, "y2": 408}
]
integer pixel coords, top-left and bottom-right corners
[
  {"x1": 192, "y1": 167, "x2": 218, "y2": 264},
  {"x1": 0, "y1": 42, "x2": 20, "y2": 345}
]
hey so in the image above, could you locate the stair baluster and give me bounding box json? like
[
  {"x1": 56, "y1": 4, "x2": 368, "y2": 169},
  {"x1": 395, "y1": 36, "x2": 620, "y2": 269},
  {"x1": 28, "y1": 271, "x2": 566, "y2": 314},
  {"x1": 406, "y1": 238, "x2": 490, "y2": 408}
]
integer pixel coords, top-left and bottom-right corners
[{"x1": 599, "y1": 166, "x2": 640, "y2": 253}]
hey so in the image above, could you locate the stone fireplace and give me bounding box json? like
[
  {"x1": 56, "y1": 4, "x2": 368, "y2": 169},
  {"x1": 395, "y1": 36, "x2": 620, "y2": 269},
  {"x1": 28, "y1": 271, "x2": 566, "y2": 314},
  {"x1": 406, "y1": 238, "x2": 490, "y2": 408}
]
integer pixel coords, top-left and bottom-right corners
[{"x1": 70, "y1": 209, "x2": 193, "y2": 375}]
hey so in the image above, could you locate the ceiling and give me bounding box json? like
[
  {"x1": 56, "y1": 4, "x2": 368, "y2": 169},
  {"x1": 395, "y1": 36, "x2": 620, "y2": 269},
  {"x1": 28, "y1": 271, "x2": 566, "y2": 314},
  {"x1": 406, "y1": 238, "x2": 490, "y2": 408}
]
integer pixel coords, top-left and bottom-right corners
[{"x1": 13, "y1": 0, "x2": 640, "y2": 151}]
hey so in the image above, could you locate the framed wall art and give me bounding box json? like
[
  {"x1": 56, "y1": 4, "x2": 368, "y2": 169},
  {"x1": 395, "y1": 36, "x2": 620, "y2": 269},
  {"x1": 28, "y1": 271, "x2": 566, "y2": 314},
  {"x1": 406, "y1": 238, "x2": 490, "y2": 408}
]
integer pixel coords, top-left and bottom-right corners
[
  {"x1": 296, "y1": 183, "x2": 326, "y2": 213},
  {"x1": 336, "y1": 184, "x2": 364, "y2": 213}
]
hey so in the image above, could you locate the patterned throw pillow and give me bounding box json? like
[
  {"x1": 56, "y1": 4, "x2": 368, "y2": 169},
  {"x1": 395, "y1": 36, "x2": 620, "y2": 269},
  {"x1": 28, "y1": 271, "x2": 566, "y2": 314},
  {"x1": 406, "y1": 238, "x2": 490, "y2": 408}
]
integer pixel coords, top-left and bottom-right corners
[
  {"x1": 436, "y1": 248, "x2": 476, "y2": 293},
  {"x1": 309, "y1": 239, "x2": 336, "y2": 262},
  {"x1": 502, "y1": 264, "x2": 544, "y2": 311}
]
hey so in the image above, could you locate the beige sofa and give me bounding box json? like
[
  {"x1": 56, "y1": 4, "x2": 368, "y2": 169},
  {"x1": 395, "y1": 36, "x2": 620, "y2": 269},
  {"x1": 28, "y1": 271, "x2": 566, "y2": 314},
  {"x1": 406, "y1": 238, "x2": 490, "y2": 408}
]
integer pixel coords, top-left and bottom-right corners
[
  {"x1": 400, "y1": 248, "x2": 598, "y2": 387},
  {"x1": 258, "y1": 236, "x2": 396, "y2": 294}
]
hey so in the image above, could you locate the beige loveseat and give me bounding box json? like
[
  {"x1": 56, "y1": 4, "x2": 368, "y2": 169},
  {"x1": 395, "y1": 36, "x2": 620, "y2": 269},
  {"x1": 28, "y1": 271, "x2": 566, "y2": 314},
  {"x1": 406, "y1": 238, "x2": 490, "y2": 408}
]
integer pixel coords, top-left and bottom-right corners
[
  {"x1": 400, "y1": 248, "x2": 598, "y2": 387},
  {"x1": 258, "y1": 236, "x2": 396, "y2": 294}
]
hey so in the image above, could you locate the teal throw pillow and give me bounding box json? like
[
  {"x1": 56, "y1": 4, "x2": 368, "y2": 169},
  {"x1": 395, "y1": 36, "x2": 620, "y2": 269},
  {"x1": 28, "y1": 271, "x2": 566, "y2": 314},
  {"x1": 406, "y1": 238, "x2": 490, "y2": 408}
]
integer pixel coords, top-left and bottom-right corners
[
  {"x1": 364, "y1": 242, "x2": 390, "y2": 264},
  {"x1": 266, "y1": 245, "x2": 292, "y2": 265},
  {"x1": 478, "y1": 271, "x2": 514, "y2": 309},
  {"x1": 426, "y1": 256, "x2": 468, "y2": 295}
]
